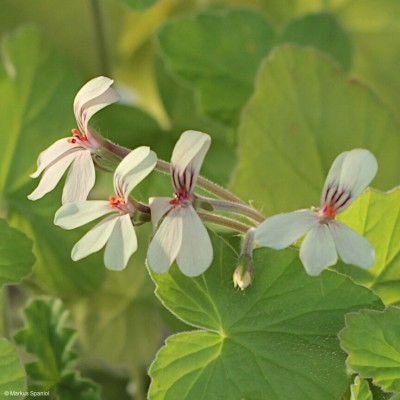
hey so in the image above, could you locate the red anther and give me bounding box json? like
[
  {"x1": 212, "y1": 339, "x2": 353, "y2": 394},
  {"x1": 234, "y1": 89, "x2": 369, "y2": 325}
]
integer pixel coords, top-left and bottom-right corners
[
  {"x1": 67, "y1": 138, "x2": 76, "y2": 144},
  {"x1": 71, "y1": 128, "x2": 81, "y2": 137},
  {"x1": 70, "y1": 128, "x2": 88, "y2": 142},
  {"x1": 109, "y1": 196, "x2": 126, "y2": 208}
]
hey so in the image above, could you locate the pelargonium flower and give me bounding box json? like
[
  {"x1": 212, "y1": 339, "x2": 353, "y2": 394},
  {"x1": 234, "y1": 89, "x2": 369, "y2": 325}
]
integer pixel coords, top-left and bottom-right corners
[
  {"x1": 54, "y1": 146, "x2": 157, "y2": 270},
  {"x1": 28, "y1": 76, "x2": 119, "y2": 204},
  {"x1": 255, "y1": 149, "x2": 378, "y2": 276},
  {"x1": 147, "y1": 130, "x2": 213, "y2": 277}
]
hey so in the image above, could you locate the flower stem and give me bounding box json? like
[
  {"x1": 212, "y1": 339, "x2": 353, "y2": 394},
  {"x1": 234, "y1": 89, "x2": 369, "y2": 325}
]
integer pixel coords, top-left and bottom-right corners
[
  {"x1": 196, "y1": 195, "x2": 266, "y2": 223},
  {"x1": 198, "y1": 212, "x2": 251, "y2": 234},
  {"x1": 89, "y1": 0, "x2": 111, "y2": 76}
]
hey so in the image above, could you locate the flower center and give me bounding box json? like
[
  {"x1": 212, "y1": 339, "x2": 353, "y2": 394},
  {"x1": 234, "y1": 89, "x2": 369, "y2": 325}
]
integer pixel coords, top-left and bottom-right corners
[
  {"x1": 67, "y1": 128, "x2": 88, "y2": 144},
  {"x1": 169, "y1": 189, "x2": 192, "y2": 208},
  {"x1": 109, "y1": 196, "x2": 127, "y2": 212},
  {"x1": 319, "y1": 204, "x2": 336, "y2": 219}
]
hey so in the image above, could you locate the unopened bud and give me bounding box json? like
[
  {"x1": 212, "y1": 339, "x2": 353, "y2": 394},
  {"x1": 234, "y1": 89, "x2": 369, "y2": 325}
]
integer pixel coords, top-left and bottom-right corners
[{"x1": 233, "y1": 264, "x2": 254, "y2": 290}]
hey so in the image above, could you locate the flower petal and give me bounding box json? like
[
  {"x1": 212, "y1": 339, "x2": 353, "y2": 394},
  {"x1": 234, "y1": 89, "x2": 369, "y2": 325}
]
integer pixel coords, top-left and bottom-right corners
[
  {"x1": 62, "y1": 150, "x2": 96, "y2": 204},
  {"x1": 255, "y1": 210, "x2": 318, "y2": 249},
  {"x1": 73, "y1": 76, "x2": 119, "y2": 135},
  {"x1": 321, "y1": 149, "x2": 378, "y2": 213},
  {"x1": 300, "y1": 223, "x2": 337, "y2": 276},
  {"x1": 170, "y1": 130, "x2": 211, "y2": 192},
  {"x1": 27, "y1": 151, "x2": 78, "y2": 201},
  {"x1": 104, "y1": 214, "x2": 137, "y2": 271},
  {"x1": 147, "y1": 207, "x2": 183, "y2": 274},
  {"x1": 54, "y1": 200, "x2": 113, "y2": 229},
  {"x1": 30, "y1": 138, "x2": 79, "y2": 178},
  {"x1": 176, "y1": 206, "x2": 213, "y2": 277},
  {"x1": 71, "y1": 215, "x2": 119, "y2": 261},
  {"x1": 149, "y1": 197, "x2": 173, "y2": 228},
  {"x1": 113, "y1": 146, "x2": 157, "y2": 200},
  {"x1": 329, "y1": 220, "x2": 375, "y2": 269}
]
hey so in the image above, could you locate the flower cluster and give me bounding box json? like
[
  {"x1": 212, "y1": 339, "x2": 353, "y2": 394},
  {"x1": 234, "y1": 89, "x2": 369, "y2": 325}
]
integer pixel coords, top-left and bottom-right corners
[{"x1": 29, "y1": 77, "x2": 379, "y2": 283}]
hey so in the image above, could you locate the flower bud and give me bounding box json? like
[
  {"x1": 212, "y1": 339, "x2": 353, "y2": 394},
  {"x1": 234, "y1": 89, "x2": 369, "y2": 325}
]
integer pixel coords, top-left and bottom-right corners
[{"x1": 233, "y1": 264, "x2": 253, "y2": 290}]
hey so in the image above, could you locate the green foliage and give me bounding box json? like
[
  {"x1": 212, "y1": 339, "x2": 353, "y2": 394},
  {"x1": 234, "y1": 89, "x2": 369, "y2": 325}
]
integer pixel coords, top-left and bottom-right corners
[
  {"x1": 232, "y1": 46, "x2": 400, "y2": 215},
  {"x1": 336, "y1": 188, "x2": 400, "y2": 306},
  {"x1": 14, "y1": 297, "x2": 100, "y2": 399},
  {"x1": 149, "y1": 233, "x2": 383, "y2": 399},
  {"x1": 0, "y1": 28, "x2": 105, "y2": 296},
  {"x1": 350, "y1": 376, "x2": 373, "y2": 400},
  {"x1": 0, "y1": 338, "x2": 26, "y2": 397},
  {"x1": 118, "y1": 0, "x2": 158, "y2": 10},
  {"x1": 0, "y1": 219, "x2": 35, "y2": 287},
  {"x1": 340, "y1": 306, "x2": 400, "y2": 393}
]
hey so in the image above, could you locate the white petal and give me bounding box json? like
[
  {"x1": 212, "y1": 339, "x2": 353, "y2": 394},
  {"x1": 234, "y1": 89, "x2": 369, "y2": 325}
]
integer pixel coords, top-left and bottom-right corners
[
  {"x1": 73, "y1": 76, "x2": 119, "y2": 134},
  {"x1": 28, "y1": 151, "x2": 77, "y2": 201},
  {"x1": 104, "y1": 214, "x2": 137, "y2": 271},
  {"x1": 149, "y1": 197, "x2": 173, "y2": 228},
  {"x1": 176, "y1": 206, "x2": 213, "y2": 277},
  {"x1": 113, "y1": 146, "x2": 157, "y2": 199},
  {"x1": 62, "y1": 150, "x2": 95, "y2": 204},
  {"x1": 255, "y1": 210, "x2": 318, "y2": 249},
  {"x1": 147, "y1": 207, "x2": 183, "y2": 274},
  {"x1": 54, "y1": 201, "x2": 113, "y2": 229},
  {"x1": 300, "y1": 223, "x2": 337, "y2": 276},
  {"x1": 30, "y1": 138, "x2": 79, "y2": 178},
  {"x1": 170, "y1": 130, "x2": 211, "y2": 192},
  {"x1": 71, "y1": 215, "x2": 119, "y2": 261},
  {"x1": 329, "y1": 220, "x2": 375, "y2": 269},
  {"x1": 321, "y1": 149, "x2": 378, "y2": 212}
]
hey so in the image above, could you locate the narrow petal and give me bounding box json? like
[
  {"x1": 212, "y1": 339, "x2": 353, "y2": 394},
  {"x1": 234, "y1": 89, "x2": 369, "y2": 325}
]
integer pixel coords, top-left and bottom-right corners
[
  {"x1": 30, "y1": 138, "x2": 79, "y2": 178},
  {"x1": 54, "y1": 201, "x2": 113, "y2": 229},
  {"x1": 149, "y1": 197, "x2": 173, "y2": 228},
  {"x1": 300, "y1": 223, "x2": 338, "y2": 276},
  {"x1": 176, "y1": 206, "x2": 213, "y2": 277},
  {"x1": 329, "y1": 220, "x2": 375, "y2": 269},
  {"x1": 73, "y1": 76, "x2": 119, "y2": 134},
  {"x1": 147, "y1": 208, "x2": 183, "y2": 274},
  {"x1": 62, "y1": 150, "x2": 95, "y2": 204},
  {"x1": 170, "y1": 130, "x2": 211, "y2": 192},
  {"x1": 71, "y1": 215, "x2": 119, "y2": 261},
  {"x1": 104, "y1": 214, "x2": 137, "y2": 271},
  {"x1": 28, "y1": 151, "x2": 77, "y2": 201},
  {"x1": 255, "y1": 210, "x2": 318, "y2": 249},
  {"x1": 321, "y1": 149, "x2": 378, "y2": 213},
  {"x1": 113, "y1": 146, "x2": 157, "y2": 199}
]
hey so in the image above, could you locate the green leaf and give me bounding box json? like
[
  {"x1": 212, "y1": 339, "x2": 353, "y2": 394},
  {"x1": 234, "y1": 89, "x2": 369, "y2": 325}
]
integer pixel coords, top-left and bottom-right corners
[
  {"x1": 0, "y1": 219, "x2": 35, "y2": 288},
  {"x1": 340, "y1": 306, "x2": 400, "y2": 393},
  {"x1": 118, "y1": 0, "x2": 158, "y2": 10},
  {"x1": 0, "y1": 28, "x2": 105, "y2": 296},
  {"x1": 0, "y1": 338, "x2": 26, "y2": 396},
  {"x1": 231, "y1": 46, "x2": 400, "y2": 215},
  {"x1": 336, "y1": 188, "x2": 400, "y2": 306},
  {"x1": 280, "y1": 12, "x2": 352, "y2": 71},
  {"x1": 157, "y1": 9, "x2": 277, "y2": 126},
  {"x1": 149, "y1": 233, "x2": 383, "y2": 399},
  {"x1": 14, "y1": 297, "x2": 100, "y2": 399},
  {"x1": 351, "y1": 376, "x2": 373, "y2": 400}
]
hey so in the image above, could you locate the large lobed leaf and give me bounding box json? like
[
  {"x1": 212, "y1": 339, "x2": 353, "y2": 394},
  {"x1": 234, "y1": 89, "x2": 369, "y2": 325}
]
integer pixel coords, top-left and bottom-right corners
[
  {"x1": 149, "y1": 233, "x2": 383, "y2": 399},
  {"x1": 0, "y1": 219, "x2": 35, "y2": 288},
  {"x1": 0, "y1": 338, "x2": 26, "y2": 397},
  {"x1": 14, "y1": 297, "x2": 100, "y2": 399},
  {"x1": 0, "y1": 28, "x2": 105, "y2": 296},
  {"x1": 336, "y1": 188, "x2": 400, "y2": 306},
  {"x1": 231, "y1": 46, "x2": 400, "y2": 215},
  {"x1": 350, "y1": 376, "x2": 373, "y2": 400},
  {"x1": 340, "y1": 306, "x2": 400, "y2": 393}
]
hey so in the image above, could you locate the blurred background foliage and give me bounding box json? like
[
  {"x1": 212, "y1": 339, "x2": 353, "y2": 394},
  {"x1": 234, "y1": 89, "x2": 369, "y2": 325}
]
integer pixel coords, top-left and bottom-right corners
[{"x1": 0, "y1": 0, "x2": 399, "y2": 399}]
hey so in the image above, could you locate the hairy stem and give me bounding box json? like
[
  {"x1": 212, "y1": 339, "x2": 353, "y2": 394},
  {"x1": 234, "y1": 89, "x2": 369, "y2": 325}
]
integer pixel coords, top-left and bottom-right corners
[
  {"x1": 198, "y1": 212, "x2": 251, "y2": 234},
  {"x1": 196, "y1": 195, "x2": 266, "y2": 223}
]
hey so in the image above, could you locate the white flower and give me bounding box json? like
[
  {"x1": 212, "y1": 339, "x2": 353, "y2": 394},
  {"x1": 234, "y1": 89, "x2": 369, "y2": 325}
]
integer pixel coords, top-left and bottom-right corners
[
  {"x1": 255, "y1": 149, "x2": 378, "y2": 276},
  {"x1": 54, "y1": 147, "x2": 157, "y2": 270},
  {"x1": 28, "y1": 76, "x2": 119, "y2": 204},
  {"x1": 147, "y1": 130, "x2": 213, "y2": 277}
]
